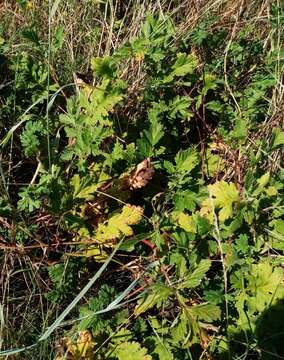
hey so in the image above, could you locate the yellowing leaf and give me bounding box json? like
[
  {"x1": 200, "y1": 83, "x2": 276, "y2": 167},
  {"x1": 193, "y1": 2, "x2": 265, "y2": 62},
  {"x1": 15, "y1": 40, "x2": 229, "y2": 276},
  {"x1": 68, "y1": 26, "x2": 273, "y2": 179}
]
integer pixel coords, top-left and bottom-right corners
[
  {"x1": 120, "y1": 204, "x2": 144, "y2": 225},
  {"x1": 172, "y1": 212, "x2": 196, "y2": 233},
  {"x1": 56, "y1": 331, "x2": 95, "y2": 360},
  {"x1": 265, "y1": 186, "x2": 278, "y2": 196},
  {"x1": 257, "y1": 172, "x2": 270, "y2": 188},
  {"x1": 200, "y1": 181, "x2": 240, "y2": 222},
  {"x1": 114, "y1": 341, "x2": 152, "y2": 360},
  {"x1": 75, "y1": 331, "x2": 95, "y2": 358},
  {"x1": 205, "y1": 146, "x2": 225, "y2": 177},
  {"x1": 68, "y1": 246, "x2": 108, "y2": 261},
  {"x1": 199, "y1": 201, "x2": 214, "y2": 224},
  {"x1": 96, "y1": 205, "x2": 143, "y2": 243}
]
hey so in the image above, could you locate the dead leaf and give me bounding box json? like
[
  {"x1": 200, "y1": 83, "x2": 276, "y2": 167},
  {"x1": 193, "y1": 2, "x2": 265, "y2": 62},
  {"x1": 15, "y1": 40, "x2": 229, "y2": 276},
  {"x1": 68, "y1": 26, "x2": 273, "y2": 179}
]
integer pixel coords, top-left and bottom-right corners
[
  {"x1": 127, "y1": 158, "x2": 154, "y2": 190},
  {"x1": 55, "y1": 331, "x2": 95, "y2": 360}
]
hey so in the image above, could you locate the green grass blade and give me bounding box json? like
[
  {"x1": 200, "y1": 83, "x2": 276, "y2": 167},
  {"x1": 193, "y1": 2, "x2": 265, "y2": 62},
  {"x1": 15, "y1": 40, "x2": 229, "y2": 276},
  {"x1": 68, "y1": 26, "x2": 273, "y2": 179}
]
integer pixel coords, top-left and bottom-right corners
[{"x1": 0, "y1": 239, "x2": 122, "y2": 357}]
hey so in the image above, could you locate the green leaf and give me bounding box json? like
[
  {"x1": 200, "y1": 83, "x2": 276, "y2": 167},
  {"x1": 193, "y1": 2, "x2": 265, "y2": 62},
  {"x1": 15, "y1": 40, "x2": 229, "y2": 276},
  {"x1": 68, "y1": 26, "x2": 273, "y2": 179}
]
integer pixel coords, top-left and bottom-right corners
[
  {"x1": 0, "y1": 198, "x2": 12, "y2": 217},
  {"x1": 53, "y1": 26, "x2": 64, "y2": 52},
  {"x1": 191, "y1": 24, "x2": 208, "y2": 45},
  {"x1": 22, "y1": 28, "x2": 40, "y2": 46},
  {"x1": 147, "y1": 121, "x2": 164, "y2": 148},
  {"x1": 134, "y1": 285, "x2": 173, "y2": 316},
  {"x1": 177, "y1": 259, "x2": 211, "y2": 289},
  {"x1": 168, "y1": 96, "x2": 192, "y2": 119},
  {"x1": 251, "y1": 262, "x2": 284, "y2": 311},
  {"x1": 164, "y1": 53, "x2": 198, "y2": 83},
  {"x1": 151, "y1": 338, "x2": 174, "y2": 360},
  {"x1": 196, "y1": 73, "x2": 219, "y2": 109},
  {"x1": 234, "y1": 262, "x2": 284, "y2": 330},
  {"x1": 138, "y1": 102, "x2": 165, "y2": 157},
  {"x1": 188, "y1": 303, "x2": 221, "y2": 322},
  {"x1": 17, "y1": 188, "x2": 41, "y2": 212},
  {"x1": 252, "y1": 172, "x2": 271, "y2": 196},
  {"x1": 230, "y1": 117, "x2": 248, "y2": 141},
  {"x1": 163, "y1": 160, "x2": 175, "y2": 174},
  {"x1": 20, "y1": 120, "x2": 45, "y2": 156},
  {"x1": 274, "y1": 220, "x2": 284, "y2": 235},
  {"x1": 175, "y1": 148, "x2": 198, "y2": 173},
  {"x1": 195, "y1": 215, "x2": 211, "y2": 235},
  {"x1": 171, "y1": 311, "x2": 188, "y2": 343},
  {"x1": 79, "y1": 285, "x2": 116, "y2": 330},
  {"x1": 169, "y1": 252, "x2": 187, "y2": 278},
  {"x1": 70, "y1": 174, "x2": 109, "y2": 200},
  {"x1": 235, "y1": 234, "x2": 249, "y2": 254},
  {"x1": 204, "y1": 148, "x2": 224, "y2": 178},
  {"x1": 272, "y1": 130, "x2": 284, "y2": 149},
  {"x1": 91, "y1": 56, "x2": 116, "y2": 78},
  {"x1": 174, "y1": 191, "x2": 197, "y2": 211},
  {"x1": 111, "y1": 328, "x2": 132, "y2": 345}
]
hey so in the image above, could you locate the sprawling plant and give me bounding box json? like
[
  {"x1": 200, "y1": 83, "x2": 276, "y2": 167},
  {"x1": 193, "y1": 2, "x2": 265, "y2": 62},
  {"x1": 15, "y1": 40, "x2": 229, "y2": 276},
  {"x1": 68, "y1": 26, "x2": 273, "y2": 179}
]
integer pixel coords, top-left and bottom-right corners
[{"x1": 0, "y1": 4, "x2": 283, "y2": 360}]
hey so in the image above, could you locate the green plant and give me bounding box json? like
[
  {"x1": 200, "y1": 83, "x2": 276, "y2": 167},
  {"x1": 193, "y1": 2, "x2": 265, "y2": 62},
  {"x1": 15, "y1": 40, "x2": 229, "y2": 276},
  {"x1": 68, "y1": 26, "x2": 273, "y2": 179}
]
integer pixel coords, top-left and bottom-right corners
[{"x1": 0, "y1": 2, "x2": 283, "y2": 360}]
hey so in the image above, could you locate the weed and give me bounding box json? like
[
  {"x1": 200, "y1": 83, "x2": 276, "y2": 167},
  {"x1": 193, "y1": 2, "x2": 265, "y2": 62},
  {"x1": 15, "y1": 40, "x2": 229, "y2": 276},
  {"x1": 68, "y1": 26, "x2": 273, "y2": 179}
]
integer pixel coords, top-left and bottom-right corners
[{"x1": 0, "y1": 1, "x2": 283, "y2": 359}]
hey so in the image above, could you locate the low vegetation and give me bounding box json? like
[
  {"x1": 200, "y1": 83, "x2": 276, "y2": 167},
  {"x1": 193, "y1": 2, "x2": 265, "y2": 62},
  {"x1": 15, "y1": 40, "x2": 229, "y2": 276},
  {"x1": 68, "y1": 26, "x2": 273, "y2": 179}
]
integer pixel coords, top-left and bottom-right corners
[{"x1": 0, "y1": 1, "x2": 283, "y2": 359}]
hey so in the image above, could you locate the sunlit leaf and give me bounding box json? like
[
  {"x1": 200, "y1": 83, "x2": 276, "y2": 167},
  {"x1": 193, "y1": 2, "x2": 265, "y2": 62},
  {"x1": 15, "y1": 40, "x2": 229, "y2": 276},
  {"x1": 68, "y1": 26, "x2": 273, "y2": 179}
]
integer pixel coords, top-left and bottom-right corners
[
  {"x1": 114, "y1": 341, "x2": 152, "y2": 360},
  {"x1": 134, "y1": 285, "x2": 173, "y2": 316},
  {"x1": 177, "y1": 259, "x2": 211, "y2": 289},
  {"x1": 96, "y1": 205, "x2": 143, "y2": 243},
  {"x1": 175, "y1": 148, "x2": 199, "y2": 173},
  {"x1": 172, "y1": 212, "x2": 197, "y2": 233},
  {"x1": 200, "y1": 181, "x2": 240, "y2": 222}
]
